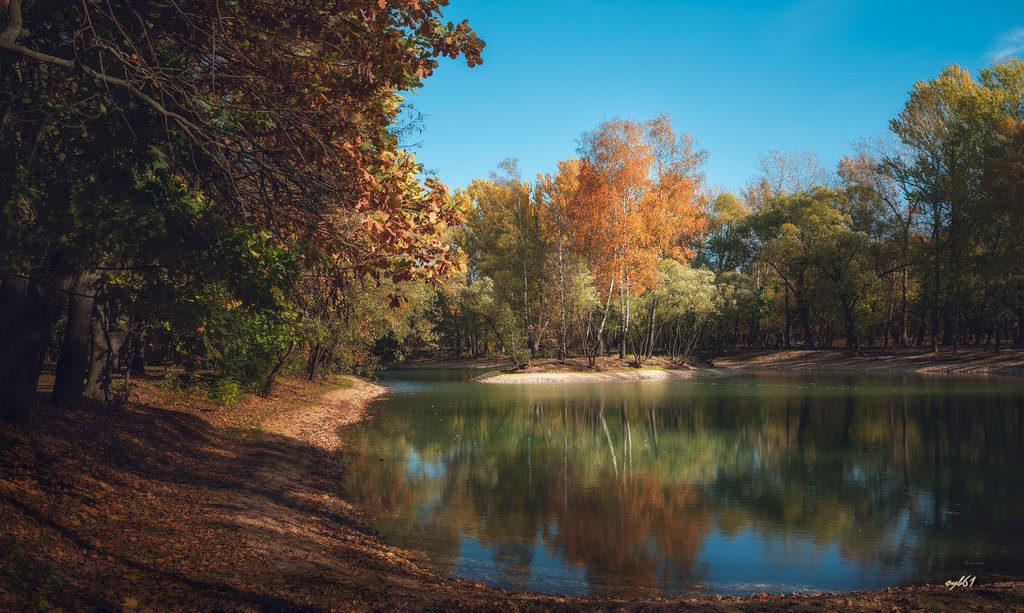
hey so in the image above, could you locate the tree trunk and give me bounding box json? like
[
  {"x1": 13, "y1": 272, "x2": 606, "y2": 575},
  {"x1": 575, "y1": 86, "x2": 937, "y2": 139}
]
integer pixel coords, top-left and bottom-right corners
[
  {"x1": 85, "y1": 308, "x2": 110, "y2": 400},
  {"x1": 0, "y1": 273, "x2": 72, "y2": 423},
  {"x1": 618, "y1": 281, "x2": 630, "y2": 361},
  {"x1": 952, "y1": 248, "x2": 962, "y2": 355},
  {"x1": 481, "y1": 313, "x2": 527, "y2": 370},
  {"x1": 128, "y1": 323, "x2": 148, "y2": 375},
  {"x1": 797, "y1": 299, "x2": 814, "y2": 348},
  {"x1": 261, "y1": 341, "x2": 295, "y2": 397},
  {"x1": 307, "y1": 342, "x2": 325, "y2": 380},
  {"x1": 585, "y1": 278, "x2": 616, "y2": 369},
  {"x1": 52, "y1": 272, "x2": 100, "y2": 407},
  {"x1": 930, "y1": 217, "x2": 941, "y2": 352},
  {"x1": 682, "y1": 314, "x2": 707, "y2": 362},
  {"x1": 942, "y1": 312, "x2": 953, "y2": 346},
  {"x1": 783, "y1": 285, "x2": 792, "y2": 347},
  {"x1": 556, "y1": 194, "x2": 567, "y2": 362},
  {"x1": 84, "y1": 300, "x2": 128, "y2": 401},
  {"x1": 631, "y1": 301, "x2": 658, "y2": 368},
  {"x1": 0, "y1": 275, "x2": 36, "y2": 424},
  {"x1": 900, "y1": 266, "x2": 909, "y2": 347},
  {"x1": 840, "y1": 295, "x2": 859, "y2": 352},
  {"x1": 884, "y1": 277, "x2": 894, "y2": 348}
]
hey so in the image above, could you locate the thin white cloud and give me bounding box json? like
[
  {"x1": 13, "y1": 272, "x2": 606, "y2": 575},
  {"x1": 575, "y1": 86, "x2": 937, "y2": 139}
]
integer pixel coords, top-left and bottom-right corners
[
  {"x1": 769, "y1": 0, "x2": 853, "y2": 42},
  {"x1": 990, "y1": 26, "x2": 1024, "y2": 61}
]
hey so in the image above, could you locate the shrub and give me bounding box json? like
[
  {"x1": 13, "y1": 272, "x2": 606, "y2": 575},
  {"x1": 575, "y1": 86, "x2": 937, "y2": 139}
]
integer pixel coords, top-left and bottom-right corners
[
  {"x1": 209, "y1": 377, "x2": 244, "y2": 406},
  {"x1": 159, "y1": 372, "x2": 182, "y2": 392}
]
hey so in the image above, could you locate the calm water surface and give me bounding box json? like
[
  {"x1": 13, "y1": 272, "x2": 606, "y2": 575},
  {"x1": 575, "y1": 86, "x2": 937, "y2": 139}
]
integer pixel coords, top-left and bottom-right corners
[{"x1": 337, "y1": 369, "x2": 1024, "y2": 598}]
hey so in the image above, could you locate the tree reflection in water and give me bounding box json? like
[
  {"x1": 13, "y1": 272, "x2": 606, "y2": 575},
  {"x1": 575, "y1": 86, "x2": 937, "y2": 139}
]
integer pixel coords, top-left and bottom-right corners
[{"x1": 339, "y1": 371, "x2": 1024, "y2": 597}]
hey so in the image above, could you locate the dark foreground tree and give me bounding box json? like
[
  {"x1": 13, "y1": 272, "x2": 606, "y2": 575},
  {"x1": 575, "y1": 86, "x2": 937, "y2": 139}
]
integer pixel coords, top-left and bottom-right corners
[{"x1": 1, "y1": 0, "x2": 483, "y2": 421}]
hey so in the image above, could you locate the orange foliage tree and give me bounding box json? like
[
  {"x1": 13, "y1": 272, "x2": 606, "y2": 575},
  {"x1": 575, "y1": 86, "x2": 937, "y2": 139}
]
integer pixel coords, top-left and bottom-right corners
[{"x1": 570, "y1": 114, "x2": 708, "y2": 359}]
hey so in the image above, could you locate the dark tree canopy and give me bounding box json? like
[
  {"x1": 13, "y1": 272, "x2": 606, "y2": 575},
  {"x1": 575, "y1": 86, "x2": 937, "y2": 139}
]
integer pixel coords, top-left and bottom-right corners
[
  {"x1": 0, "y1": 0, "x2": 484, "y2": 422},
  {"x1": 2, "y1": 0, "x2": 483, "y2": 278}
]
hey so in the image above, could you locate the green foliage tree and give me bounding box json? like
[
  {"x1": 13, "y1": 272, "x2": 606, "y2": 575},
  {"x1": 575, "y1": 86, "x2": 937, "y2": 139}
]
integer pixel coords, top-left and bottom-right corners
[
  {"x1": 461, "y1": 160, "x2": 548, "y2": 361},
  {"x1": 752, "y1": 187, "x2": 883, "y2": 349},
  {"x1": 458, "y1": 276, "x2": 531, "y2": 369},
  {"x1": 697, "y1": 192, "x2": 754, "y2": 274},
  {"x1": 628, "y1": 260, "x2": 720, "y2": 366},
  {"x1": 885, "y1": 63, "x2": 996, "y2": 351}
]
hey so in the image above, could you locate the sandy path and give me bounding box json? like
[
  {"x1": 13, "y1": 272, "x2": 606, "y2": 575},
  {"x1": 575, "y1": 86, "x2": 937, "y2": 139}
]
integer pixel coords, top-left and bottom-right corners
[
  {"x1": 468, "y1": 349, "x2": 1024, "y2": 384},
  {"x1": 263, "y1": 376, "x2": 387, "y2": 451}
]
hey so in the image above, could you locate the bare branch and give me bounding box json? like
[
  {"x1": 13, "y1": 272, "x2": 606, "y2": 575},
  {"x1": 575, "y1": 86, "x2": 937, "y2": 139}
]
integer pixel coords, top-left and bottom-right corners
[{"x1": 0, "y1": 39, "x2": 201, "y2": 138}]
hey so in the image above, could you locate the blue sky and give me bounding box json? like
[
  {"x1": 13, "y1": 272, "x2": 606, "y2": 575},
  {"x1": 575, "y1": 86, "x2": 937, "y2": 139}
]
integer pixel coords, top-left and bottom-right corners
[{"x1": 402, "y1": 1, "x2": 1024, "y2": 193}]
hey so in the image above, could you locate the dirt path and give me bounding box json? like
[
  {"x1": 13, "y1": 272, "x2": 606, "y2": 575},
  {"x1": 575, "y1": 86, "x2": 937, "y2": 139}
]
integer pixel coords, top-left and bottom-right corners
[{"x1": 264, "y1": 376, "x2": 386, "y2": 451}]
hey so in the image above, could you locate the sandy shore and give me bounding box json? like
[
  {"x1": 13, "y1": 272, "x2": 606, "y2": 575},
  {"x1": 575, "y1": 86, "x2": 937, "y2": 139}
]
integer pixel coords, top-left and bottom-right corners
[
  {"x1": 715, "y1": 347, "x2": 1024, "y2": 377},
  {"x1": 264, "y1": 375, "x2": 386, "y2": 451},
  {"x1": 446, "y1": 348, "x2": 1024, "y2": 384},
  {"x1": 474, "y1": 366, "x2": 738, "y2": 383}
]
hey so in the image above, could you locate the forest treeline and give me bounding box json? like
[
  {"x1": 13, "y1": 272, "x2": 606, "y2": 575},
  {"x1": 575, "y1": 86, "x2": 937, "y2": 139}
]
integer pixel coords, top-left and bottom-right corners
[
  {"x1": 3, "y1": 0, "x2": 1023, "y2": 423},
  {"x1": 426, "y1": 59, "x2": 1024, "y2": 367}
]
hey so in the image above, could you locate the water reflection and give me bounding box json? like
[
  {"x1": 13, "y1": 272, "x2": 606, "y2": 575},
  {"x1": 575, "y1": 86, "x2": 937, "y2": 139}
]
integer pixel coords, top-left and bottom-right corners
[{"x1": 338, "y1": 372, "x2": 1024, "y2": 597}]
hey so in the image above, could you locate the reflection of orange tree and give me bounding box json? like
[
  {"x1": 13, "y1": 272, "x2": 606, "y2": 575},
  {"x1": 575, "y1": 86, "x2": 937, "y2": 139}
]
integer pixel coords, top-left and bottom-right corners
[{"x1": 543, "y1": 471, "x2": 709, "y2": 598}]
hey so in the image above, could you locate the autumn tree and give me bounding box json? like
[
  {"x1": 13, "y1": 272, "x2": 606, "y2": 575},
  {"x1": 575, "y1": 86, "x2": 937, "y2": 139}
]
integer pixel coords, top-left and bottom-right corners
[
  {"x1": 571, "y1": 114, "x2": 708, "y2": 360},
  {"x1": 461, "y1": 159, "x2": 547, "y2": 364},
  {"x1": 536, "y1": 158, "x2": 582, "y2": 361},
  {"x1": 884, "y1": 65, "x2": 990, "y2": 352},
  {"x1": 0, "y1": 0, "x2": 483, "y2": 421}
]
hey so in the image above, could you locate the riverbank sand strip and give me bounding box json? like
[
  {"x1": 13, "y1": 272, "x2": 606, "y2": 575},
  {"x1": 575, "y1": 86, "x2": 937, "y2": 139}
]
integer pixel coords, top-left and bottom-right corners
[
  {"x1": 715, "y1": 348, "x2": 1024, "y2": 377},
  {"x1": 474, "y1": 367, "x2": 738, "y2": 384},
  {"x1": 469, "y1": 348, "x2": 1024, "y2": 383},
  {"x1": 264, "y1": 375, "x2": 387, "y2": 451}
]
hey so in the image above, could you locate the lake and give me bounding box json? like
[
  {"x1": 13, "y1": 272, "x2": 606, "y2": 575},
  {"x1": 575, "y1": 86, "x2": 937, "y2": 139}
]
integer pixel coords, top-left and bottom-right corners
[{"x1": 337, "y1": 369, "x2": 1024, "y2": 598}]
